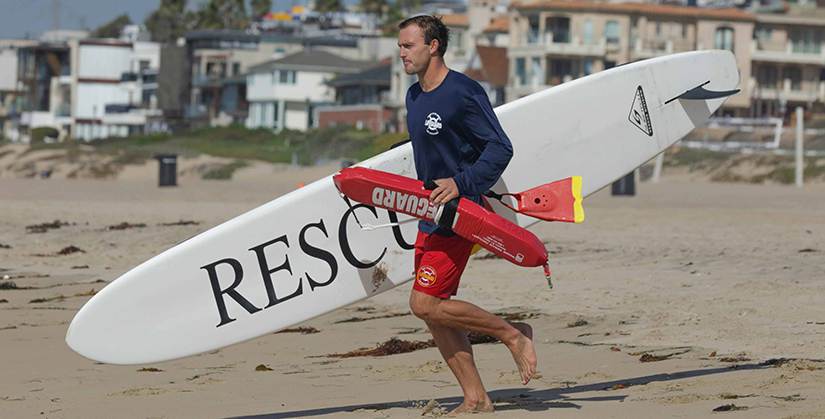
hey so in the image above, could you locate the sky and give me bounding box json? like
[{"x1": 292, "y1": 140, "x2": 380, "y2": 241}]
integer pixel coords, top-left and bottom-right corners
[{"x1": 0, "y1": 0, "x2": 317, "y2": 40}]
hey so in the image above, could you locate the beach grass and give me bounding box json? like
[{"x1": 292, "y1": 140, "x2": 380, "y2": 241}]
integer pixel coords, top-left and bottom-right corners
[{"x1": 15, "y1": 125, "x2": 402, "y2": 166}]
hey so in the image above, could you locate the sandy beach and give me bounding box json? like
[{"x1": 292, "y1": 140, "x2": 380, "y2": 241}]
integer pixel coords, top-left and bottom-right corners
[{"x1": 1, "y1": 160, "x2": 824, "y2": 419}]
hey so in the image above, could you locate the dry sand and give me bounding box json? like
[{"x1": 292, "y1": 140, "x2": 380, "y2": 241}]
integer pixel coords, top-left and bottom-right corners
[{"x1": 1, "y1": 162, "x2": 824, "y2": 419}]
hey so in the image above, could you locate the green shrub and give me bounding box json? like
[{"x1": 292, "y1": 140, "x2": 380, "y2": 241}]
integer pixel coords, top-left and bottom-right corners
[{"x1": 31, "y1": 127, "x2": 60, "y2": 144}]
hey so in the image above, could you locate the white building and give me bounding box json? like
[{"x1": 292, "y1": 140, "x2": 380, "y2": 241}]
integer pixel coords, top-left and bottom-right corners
[
  {"x1": 0, "y1": 39, "x2": 38, "y2": 141},
  {"x1": 246, "y1": 50, "x2": 376, "y2": 131},
  {"x1": 70, "y1": 38, "x2": 162, "y2": 141}
]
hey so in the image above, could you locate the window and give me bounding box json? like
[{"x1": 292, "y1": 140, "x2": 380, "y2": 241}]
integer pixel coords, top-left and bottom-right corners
[
  {"x1": 757, "y1": 66, "x2": 778, "y2": 89},
  {"x1": 548, "y1": 59, "x2": 572, "y2": 85},
  {"x1": 280, "y1": 70, "x2": 296, "y2": 84},
  {"x1": 584, "y1": 60, "x2": 593, "y2": 76},
  {"x1": 583, "y1": 19, "x2": 594, "y2": 45},
  {"x1": 272, "y1": 71, "x2": 276, "y2": 84},
  {"x1": 785, "y1": 67, "x2": 802, "y2": 90},
  {"x1": 545, "y1": 17, "x2": 570, "y2": 43},
  {"x1": 233, "y1": 62, "x2": 241, "y2": 76},
  {"x1": 715, "y1": 27, "x2": 734, "y2": 52},
  {"x1": 527, "y1": 15, "x2": 539, "y2": 44},
  {"x1": 790, "y1": 28, "x2": 823, "y2": 54},
  {"x1": 139, "y1": 60, "x2": 150, "y2": 71},
  {"x1": 516, "y1": 58, "x2": 526, "y2": 86},
  {"x1": 753, "y1": 26, "x2": 772, "y2": 41},
  {"x1": 273, "y1": 101, "x2": 280, "y2": 127},
  {"x1": 531, "y1": 57, "x2": 541, "y2": 84},
  {"x1": 606, "y1": 21, "x2": 620, "y2": 44},
  {"x1": 656, "y1": 23, "x2": 661, "y2": 36},
  {"x1": 682, "y1": 24, "x2": 688, "y2": 39},
  {"x1": 260, "y1": 103, "x2": 267, "y2": 127},
  {"x1": 142, "y1": 89, "x2": 153, "y2": 105}
]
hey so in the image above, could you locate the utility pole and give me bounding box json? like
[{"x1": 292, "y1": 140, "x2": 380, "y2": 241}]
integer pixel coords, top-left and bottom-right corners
[{"x1": 796, "y1": 106, "x2": 804, "y2": 187}]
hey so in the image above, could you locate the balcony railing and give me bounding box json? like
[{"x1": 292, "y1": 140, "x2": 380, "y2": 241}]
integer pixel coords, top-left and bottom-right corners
[
  {"x1": 55, "y1": 105, "x2": 71, "y2": 117},
  {"x1": 121, "y1": 72, "x2": 139, "y2": 82},
  {"x1": 105, "y1": 104, "x2": 132, "y2": 114},
  {"x1": 184, "y1": 104, "x2": 208, "y2": 118},
  {"x1": 511, "y1": 35, "x2": 608, "y2": 57},
  {"x1": 632, "y1": 38, "x2": 695, "y2": 59},
  {"x1": 751, "y1": 79, "x2": 825, "y2": 103},
  {"x1": 193, "y1": 73, "x2": 227, "y2": 86},
  {"x1": 751, "y1": 41, "x2": 825, "y2": 65}
]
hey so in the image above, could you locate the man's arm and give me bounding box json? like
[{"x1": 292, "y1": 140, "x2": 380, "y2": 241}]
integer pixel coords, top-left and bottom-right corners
[{"x1": 451, "y1": 93, "x2": 513, "y2": 197}]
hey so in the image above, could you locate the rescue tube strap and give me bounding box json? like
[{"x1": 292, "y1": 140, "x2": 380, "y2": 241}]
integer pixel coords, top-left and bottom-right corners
[{"x1": 435, "y1": 198, "x2": 459, "y2": 229}]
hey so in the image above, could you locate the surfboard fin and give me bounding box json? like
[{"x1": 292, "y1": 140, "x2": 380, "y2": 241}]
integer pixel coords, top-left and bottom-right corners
[
  {"x1": 485, "y1": 176, "x2": 584, "y2": 223},
  {"x1": 665, "y1": 81, "x2": 740, "y2": 105}
]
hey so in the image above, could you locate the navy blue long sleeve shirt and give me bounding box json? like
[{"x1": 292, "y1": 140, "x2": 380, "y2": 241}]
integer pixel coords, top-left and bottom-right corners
[{"x1": 406, "y1": 70, "x2": 513, "y2": 236}]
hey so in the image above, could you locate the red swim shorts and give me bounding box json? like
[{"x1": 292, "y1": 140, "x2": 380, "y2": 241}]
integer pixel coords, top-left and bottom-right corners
[{"x1": 412, "y1": 230, "x2": 476, "y2": 299}]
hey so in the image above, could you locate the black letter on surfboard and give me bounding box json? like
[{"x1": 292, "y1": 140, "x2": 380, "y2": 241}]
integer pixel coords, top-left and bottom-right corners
[
  {"x1": 201, "y1": 258, "x2": 262, "y2": 328},
  {"x1": 339, "y1": 204, "x2": 387, "y2": 269},
  {"x1": 388, "y1": 210, "x2": 415, "y2": 250},
  {"x1": 249, "y1": 235, "x2": 303, "y2": 309},
  {"x1": 299, "y1": 219, "x2": 338, "y2": 291}
]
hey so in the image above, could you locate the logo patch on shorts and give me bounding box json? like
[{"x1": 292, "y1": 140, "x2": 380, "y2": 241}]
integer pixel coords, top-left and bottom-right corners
[{"x1": 417, "y1": 265, "x2": 437, "y2": 287}]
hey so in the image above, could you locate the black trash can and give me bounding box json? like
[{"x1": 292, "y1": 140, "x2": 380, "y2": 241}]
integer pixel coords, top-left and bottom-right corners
[
  {"x1": 611, "y1": 172, "x2": 635, "y2": 196},
  {"x1": 155, "y1": 154, "x2": 177, "y2": 187}
]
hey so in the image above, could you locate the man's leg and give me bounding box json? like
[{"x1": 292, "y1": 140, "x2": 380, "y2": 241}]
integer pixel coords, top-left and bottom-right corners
[
  {"x1": 426, "y1": 321, "x2": 494, "y2": 414},
  {"x1": 410, "y1": 290, "x2": 537, "y2": 386}
]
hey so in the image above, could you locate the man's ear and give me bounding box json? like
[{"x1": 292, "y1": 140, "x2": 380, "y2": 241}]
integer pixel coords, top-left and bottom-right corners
[{"x1": 429, "y1": 39, "x2": 440, "y2": 56}]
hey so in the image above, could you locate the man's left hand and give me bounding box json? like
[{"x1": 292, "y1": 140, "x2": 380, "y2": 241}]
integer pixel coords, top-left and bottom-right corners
[{"x1": 429, "y1": 178, "x2": 459, "y2": 205}]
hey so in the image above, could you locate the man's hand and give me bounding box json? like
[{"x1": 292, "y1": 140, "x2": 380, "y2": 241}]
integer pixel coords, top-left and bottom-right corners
[{"x1": 428, "y1": 178, "x2": 459, "y2": 205}]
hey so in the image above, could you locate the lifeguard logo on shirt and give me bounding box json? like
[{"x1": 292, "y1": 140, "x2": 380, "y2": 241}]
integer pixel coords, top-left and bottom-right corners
[
  {"x1": 416, "y1": 265, "x2": 437, "y2": 287},
  {"x1": 424, "y1": 112, "x2": 442, "y2": 135}
]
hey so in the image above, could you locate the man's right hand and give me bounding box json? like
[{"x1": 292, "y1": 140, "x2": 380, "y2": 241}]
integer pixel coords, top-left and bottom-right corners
[{"x1": 428, "y1": 178, "x2": 459, "y2": 205}]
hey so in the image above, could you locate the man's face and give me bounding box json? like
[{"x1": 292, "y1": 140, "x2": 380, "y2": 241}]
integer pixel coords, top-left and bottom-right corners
[{"x1": 398, "y1": 24, "x2": 435, "y2": 76}]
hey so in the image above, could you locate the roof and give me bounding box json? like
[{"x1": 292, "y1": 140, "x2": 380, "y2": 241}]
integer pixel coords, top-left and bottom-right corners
[
  {"x1": 464, "y1": 46, "x2": 508, "y2": 87},
  {"x1": 510, "y1": 1, "x2": 756, "y2": 21},
  {"x1": 440, "y1": 13, "x2": 469, "y2": 27},
  {"x1": 185, "y1": 30, "x2": 259, "y2": 43},
  {"x1": 484, "y1": 17, "x2": 510, "y2": 33},
  {"x1": 326, "y1": 64, "x2": 391, "y2": 87},
  {"x1": 464, "y1": 68, "x2": 486, "y2": 82},
  {"x1": 184, "y1": 30, "x2": 360, "y2": 48},
  {"x1": 756, "y1": 5, "x2": 825, "y2": 27},
  {"x1": 248, "y1": 50, "x2": 378, "y2": 74},
  {"x1": 260, "y1": 33, "x2": 359, "y2": 48},
  {"x1": 477, "y1": 46, "x2": 508, "y2": 86}
]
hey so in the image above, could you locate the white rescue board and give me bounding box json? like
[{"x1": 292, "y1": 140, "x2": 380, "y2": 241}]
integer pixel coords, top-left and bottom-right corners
[{"x1": 66, "y1": 51, "x2": 739, "y2": 364}]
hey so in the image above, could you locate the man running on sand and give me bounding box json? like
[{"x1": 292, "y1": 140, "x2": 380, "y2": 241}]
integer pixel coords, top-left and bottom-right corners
[{"x1": 398, "y1": 15, "x2": 537, "y2": 414}]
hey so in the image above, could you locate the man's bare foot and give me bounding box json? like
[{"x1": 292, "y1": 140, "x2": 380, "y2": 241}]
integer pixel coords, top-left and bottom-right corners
[
  {"x1": 507, "y1": 322, "x2": 537, "y2": 385},
  {"x1": 449, "y1": 400, "x2": 494, "y2": 415}
]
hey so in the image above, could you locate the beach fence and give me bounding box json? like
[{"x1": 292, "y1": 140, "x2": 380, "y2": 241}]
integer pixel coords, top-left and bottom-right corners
[{"x1": 650, "y1": 112, "x2": 819, "y2": 186}]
